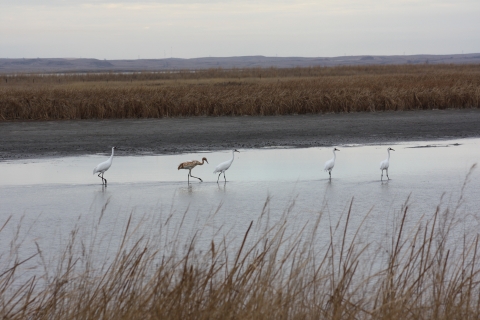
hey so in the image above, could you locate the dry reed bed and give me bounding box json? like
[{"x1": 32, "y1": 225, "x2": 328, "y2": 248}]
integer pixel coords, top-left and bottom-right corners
[
  {"x1": 1, "y1": 168, "x2": 480, "y2": 319},
  {"x1": 1, "y1": 65, "x2": 480, "y2": 120}
]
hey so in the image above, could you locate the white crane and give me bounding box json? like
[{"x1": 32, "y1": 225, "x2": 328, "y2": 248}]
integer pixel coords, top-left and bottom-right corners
[
  {"x1": 93, "y1": 146, "x2": 116, "y2": 185},
  {"x1": 178, "y1": 157, "x2": 208, "y2": 183},
  {"x1": 213, "y1": 149, "x2": 239, "y2": 183},
  {"x1": 324, "y1": 147, "x2": 340, "y2": 179},
  {"x1": 380, "y1": 147, "x2": 395, "y2": 180}
]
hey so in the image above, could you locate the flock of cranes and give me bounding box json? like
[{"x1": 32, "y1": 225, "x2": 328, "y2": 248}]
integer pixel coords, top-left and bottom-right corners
[{"x1": 93, "y1": 147, "x2": 395, "y2": 185}]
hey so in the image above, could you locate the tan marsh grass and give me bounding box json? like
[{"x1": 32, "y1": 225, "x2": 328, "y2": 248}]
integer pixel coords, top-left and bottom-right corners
[{"x1": 1, "y1": 64, "x2": 480, "y2": 120}]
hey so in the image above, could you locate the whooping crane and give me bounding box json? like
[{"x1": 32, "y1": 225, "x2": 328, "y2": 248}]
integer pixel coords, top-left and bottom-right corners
[
  {"x1": 213, "y1": 149, "x2": 239, "y2": 183},
  {"x1": 380, "y1": 147, "x2": 395, "y2": 180},
  {"x1": 93, "y1": 146, "x2": 117, "y2": 185},
  {"x1": 324, "y1": 147, "x2": 340, "y2": 179}
]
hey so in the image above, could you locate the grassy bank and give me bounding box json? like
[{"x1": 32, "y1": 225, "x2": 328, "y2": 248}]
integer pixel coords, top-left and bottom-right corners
[
  {"x1": 1, "y1": 64, "x2": 480, "y2": 120},
  {"x1": 1, "y1": 174, "x2": 480, "y2": 319}
]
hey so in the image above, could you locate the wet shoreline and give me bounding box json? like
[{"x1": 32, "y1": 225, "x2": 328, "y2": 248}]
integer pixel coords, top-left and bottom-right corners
[{"x1": 1, "y1": 109, "x2": 480, "y2": 160}]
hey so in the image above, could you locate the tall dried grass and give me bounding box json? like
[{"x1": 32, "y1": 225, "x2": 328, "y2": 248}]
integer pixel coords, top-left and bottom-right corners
[
  {"x1": 1, "y1": 167, "x2": 480, "y2": 319},
  {"x1": 1, "y1": 64, "x2": 480, "y2": 120}
]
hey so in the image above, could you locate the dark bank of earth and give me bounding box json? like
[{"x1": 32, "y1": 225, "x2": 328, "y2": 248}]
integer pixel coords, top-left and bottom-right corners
[{"x1": 1, "y1": 109, "x2": 480, "y2": 160}]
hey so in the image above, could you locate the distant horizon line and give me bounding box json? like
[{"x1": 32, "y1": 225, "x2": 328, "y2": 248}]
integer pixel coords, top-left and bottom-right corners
[
  {"x1": 2, "y1": 53, "x2": 479, "y2": 74},
  {"x1": 2, "y1": 52, "x2": 480, "y2": 61}
]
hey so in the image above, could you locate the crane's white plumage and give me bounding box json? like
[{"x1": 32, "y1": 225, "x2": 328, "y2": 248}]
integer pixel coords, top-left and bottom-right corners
[
  {"x1": 380, "y1": 147, "x2": 395, "y2": 180},
  {"x1": 93, "y1": 146, "x2": 116, "y2": 185},
  {"x1": 213, "y1": 149, "x2": 239, "y2": 183},
  {"x1": 324, "y1": 148, "x2": 339, "y2": 179}
]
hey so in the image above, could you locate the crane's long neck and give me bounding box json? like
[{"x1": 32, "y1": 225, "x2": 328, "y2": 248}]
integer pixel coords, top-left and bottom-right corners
[
  {"x1": 333, "y1": 149, "x2": 336, "y2": 160},
  {"x1": 201, "y1": 159, "x2": 206, "y2": 165},
  {"x1": 110, "y1": 148, "x2": 115, "y2": 161},
  {"x1": 230, "y1": 150, "x2": 235, "y2": 163},
  {"x1": 387, "y1": 149, "x2": 390, "y2": 161}
]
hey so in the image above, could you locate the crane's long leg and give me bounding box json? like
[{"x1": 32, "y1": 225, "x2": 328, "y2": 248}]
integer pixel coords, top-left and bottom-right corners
[
  {"x1": 217, "y1": 172, "x2": 222, "y2": 183},
  {"x1": 187, "y1": 172, "x2": 190, "y2": 184},
  {"x1": 98, "y1": 173, "x2": 105, "y2": 185},
  {"x1": 192, "y1": 175, "x2": 203, "y2": 182},
  {"x1": 381, "y1": 170, "x2": 383, "y2": 181},
  {"x1": 386, "y1": 169, "x2": 389, "y2": 180},
  {"x1": 103, "y1": 173, "x2": 107, "y2": 185},
  {"x1": 329, "y1": 170, "x2": 331, "y2": 180},
  {"x1": 223, "y1": 172, "x2": 226, "y2": 182},
  {"x1": 189, "y1": 170, "x2": 203, "y2": 182}
]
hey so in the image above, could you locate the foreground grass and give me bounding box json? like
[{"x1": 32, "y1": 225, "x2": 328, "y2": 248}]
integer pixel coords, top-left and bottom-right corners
[
  {"x1": 1, "y1": 64, "x2": 480, "y2": 120},
  {"x1": 1, "y1": 167, "x2": 479, "y2": 319}
]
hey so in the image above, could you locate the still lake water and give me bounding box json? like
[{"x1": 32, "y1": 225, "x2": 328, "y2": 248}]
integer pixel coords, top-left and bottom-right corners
[{"x1": 1, "y1": 138, "x2": 479, "y2": 275}]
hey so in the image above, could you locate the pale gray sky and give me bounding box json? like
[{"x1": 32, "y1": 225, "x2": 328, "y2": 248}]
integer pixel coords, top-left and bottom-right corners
[{"x1": 1, "y1": 0, "x2": 479, "y2": 59}]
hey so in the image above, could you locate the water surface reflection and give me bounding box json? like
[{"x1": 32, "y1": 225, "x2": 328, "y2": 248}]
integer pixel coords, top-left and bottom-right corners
[{"x1": 0, "y1": 139, "x2": 479, "y2": 273}]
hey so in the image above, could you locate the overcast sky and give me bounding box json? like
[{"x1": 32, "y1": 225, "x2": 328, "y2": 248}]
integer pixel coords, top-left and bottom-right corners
[{"x1": 1, "y1": 0, "x2": 479, "y2": 59}]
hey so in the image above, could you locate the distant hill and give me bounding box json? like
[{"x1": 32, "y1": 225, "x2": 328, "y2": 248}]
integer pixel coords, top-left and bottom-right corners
[{"x1": 1, "y1": 54, "x2": 480, "y2": 73}]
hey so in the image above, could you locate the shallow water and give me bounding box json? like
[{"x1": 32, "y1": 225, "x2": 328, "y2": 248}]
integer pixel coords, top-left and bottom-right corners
[{"x1": 1, "y1": 139, "x2": 479, "y2": 275}]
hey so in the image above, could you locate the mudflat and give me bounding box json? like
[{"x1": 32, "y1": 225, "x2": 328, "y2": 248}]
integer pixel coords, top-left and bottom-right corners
[{"x1": 1, "y1": 109, "x2": 480, "y2": 160}]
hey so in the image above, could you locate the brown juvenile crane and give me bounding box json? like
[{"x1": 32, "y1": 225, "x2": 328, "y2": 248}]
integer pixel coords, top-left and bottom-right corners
[{"x1": 178, "y1": 157, "x2": 209, "y2": 183}]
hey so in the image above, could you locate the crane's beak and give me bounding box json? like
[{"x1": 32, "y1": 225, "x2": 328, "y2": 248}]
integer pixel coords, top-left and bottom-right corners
[{"x1": 391, "y1": 149, "x2": 395, "y2": 151}]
